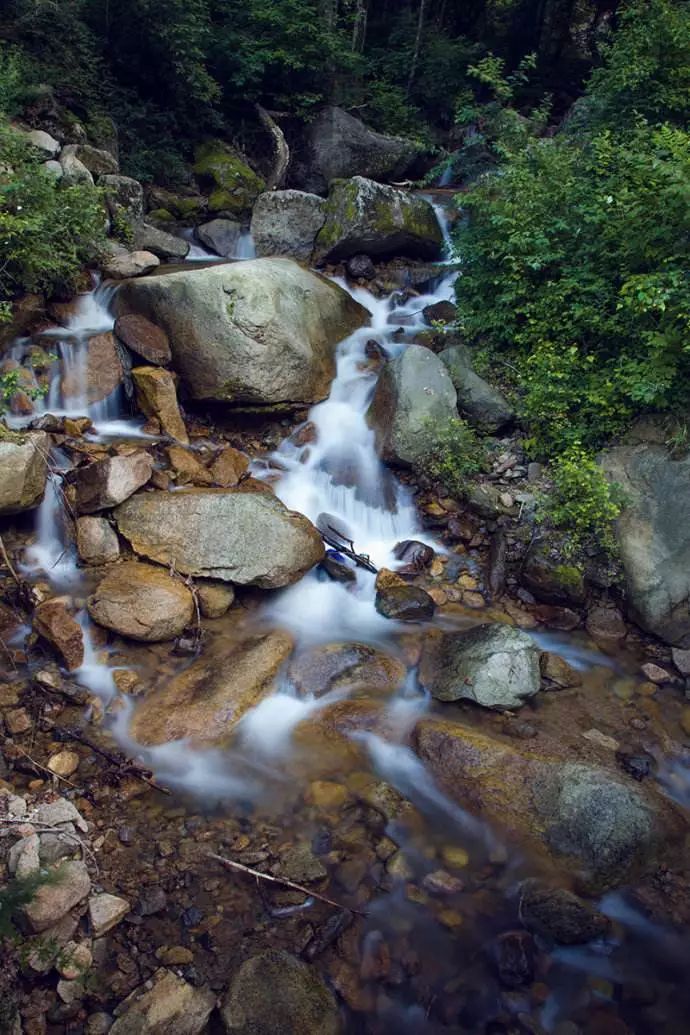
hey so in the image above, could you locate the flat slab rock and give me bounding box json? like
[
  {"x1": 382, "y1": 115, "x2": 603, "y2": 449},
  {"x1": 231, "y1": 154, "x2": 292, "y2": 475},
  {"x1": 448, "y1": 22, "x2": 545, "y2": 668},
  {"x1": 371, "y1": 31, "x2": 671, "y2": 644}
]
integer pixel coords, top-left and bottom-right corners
[
  {"x1": 110, "y1": 968, "x2": 215, "y2": 1035},
  {"x1": 115, "y1": 487, "x2": 324, "y2": 587}
]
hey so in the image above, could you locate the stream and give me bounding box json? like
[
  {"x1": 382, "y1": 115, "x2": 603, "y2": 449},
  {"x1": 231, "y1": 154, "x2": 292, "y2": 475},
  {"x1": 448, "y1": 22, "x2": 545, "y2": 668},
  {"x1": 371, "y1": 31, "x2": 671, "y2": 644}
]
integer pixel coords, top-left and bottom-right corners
[{"x1": 5, "y1": 204, "x2": 690, "y2": 1033}]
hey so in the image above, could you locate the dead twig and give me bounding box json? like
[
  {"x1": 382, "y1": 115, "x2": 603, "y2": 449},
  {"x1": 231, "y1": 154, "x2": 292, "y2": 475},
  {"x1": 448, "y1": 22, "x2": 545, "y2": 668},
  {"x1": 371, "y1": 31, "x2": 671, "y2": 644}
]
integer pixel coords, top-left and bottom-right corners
[
  {"x1": 0, "y1": 533, "x2": 21, "y2": 586},
  {"x1": 46, "y1": 723, "x2": 170, "y2": 796},
  {"x1": 13, "y1": 745, "x2": 81, "y2": 791},
  {"x1": 208, "y1": 852, "x2": 367, "y2": 917}
]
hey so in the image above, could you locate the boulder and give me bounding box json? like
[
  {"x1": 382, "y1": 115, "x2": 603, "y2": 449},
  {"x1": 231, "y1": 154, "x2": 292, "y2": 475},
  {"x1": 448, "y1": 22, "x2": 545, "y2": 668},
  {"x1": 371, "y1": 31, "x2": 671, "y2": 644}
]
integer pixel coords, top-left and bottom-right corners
[
  {"x1": 42, "y1": 159, "x2": 63, "y2": 180},
  {"x1": 314, "y1": 177, "x2": 443, "y2": 264},
  {"x1": 115, "y1": 488, "x2": 324, "y2": 587},
  {"x1": 522, "y1": 540, "x2": 587, "y2": 607},
  {"x1": 166, "y1": 445, "x2": 213, "y2": 486},
  {"x1": 196, "y1": 218, "x2": 242, "y2": 257},
  {"x1": 87, "y1": 561, "x2": 195, "y2": 642},
  {"x1": 193, "y1": 140, "x2": 265, "y2": 218},
  {"x1": 439, "y1": 345, "x2": 514, "y2": 432},
  {"x1": 419, "y1": 624, "x2": 541, "y2": 710},
  {"x1": 101, "y1": 174, "x2": 144, "y2": 226},
  {"x1": 346, "y1": 254, "x2": 376, "y2": 280},
  {"x1": 366, "y1": 345, "x2": 457, "y2": 468},
  {"x1": 132, "y1": 366, "x2": 188, "y2": 443},
  {"x1": 61, "y1": 331, "x2": 125, "y2": 405},
  {"x1": 34, "y1": 599, "x2": 84, "y2": 670},
  {"x1": 290, "y1": 105, "x2": 422, "y2": 195},
  {"x1": 114, "y1": 313, "x2": 171, "y2": 366},
  {"x1": 72, "y1": 451, "x2": 153, "y2": 513},
  {"x1": 132, "y1": 222, "x2": 190, "y2": 260},
  {"x1": 374, "y1": 568, "x2": 436, "y2": 622},
  {"x1": 23, "y1": 860, "x2": 91, "y2": 933},
  {"x1": 414, "y1": 719, "x2": 683, "y2": 888},
  {"x1": 61, "y1": 143, "x2": 118, "y2": 176},
  {"x1": 251, "y1": 190, "x2": 327, "y2": 262},
  {"x1": 60, "y1": 151, "x2": 94, "y2": 186},
  {"x1": 26, "y1": 129, "x2": 60, "y2": 157},
  {"x1": 209, "y1": 446, "x2": 249, "y2": 487},
  {"x1": 600, "y1": 444, "x2": 690, "y2": 646},
  {"x1": 288, "y1": 642, "x2": 406, "y2": 697},
  {"x1": 76, "y1": 516, "x2": 120, "y2": 565},
  {"x1": 0, "y1": 430, "x2": 49, "y2": 514},
  {"x1": 129, "y1": 630, "x2": 294, "y2": 745},
  {"x1": 110, "y1": 969, "x2": 215, "y2": 1035},
  {"x1": 221, "y1": 949, "x2": 342, "y2": 1035},
  {"x1": 115, "y1": 259, "x2": 367, "y2": 407},
  {"x1": 103, "y1": 250, "x2": 160, "y2": 280},
  {"x1": 196, "y1": 580, "x2": 235, "y2": 618}
]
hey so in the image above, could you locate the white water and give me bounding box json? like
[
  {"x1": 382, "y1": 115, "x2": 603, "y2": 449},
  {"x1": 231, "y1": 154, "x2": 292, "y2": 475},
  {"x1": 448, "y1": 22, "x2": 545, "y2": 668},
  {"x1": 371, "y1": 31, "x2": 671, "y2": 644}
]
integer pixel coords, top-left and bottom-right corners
[{"x1": 181, "y1": 226, "x2": 256, "y2": 261}]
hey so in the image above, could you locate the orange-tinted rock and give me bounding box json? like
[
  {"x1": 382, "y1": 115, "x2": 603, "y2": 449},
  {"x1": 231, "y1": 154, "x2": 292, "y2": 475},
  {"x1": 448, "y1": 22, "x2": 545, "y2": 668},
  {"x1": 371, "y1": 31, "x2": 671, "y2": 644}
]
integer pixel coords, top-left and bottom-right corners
[
  {"x1": 209, "y1": 446, "x2": 250, "y2": 487},
  {"x1": 114, "y1": 313, "x2": 172, "y2": 366},
  {"x1": 62, "y1": 332, "x2": 124, "y2": 405},
  {"x1": 87, "y1": 561, "x2": 194, "y2": 642},
  {"x1": 34, "y1": 599, "x2": 84, "y2": 670},
  {"x1": 132, "y1": 366, "x2": 188, "y2": 443}
]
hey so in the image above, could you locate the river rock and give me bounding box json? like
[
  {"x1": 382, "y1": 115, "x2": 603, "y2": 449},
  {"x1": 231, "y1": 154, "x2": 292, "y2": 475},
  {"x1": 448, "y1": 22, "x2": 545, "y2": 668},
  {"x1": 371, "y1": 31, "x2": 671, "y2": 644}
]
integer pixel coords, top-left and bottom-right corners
[
  {"x1": 114, "y1": 313, "x2": 171, "y2": 366},
  {"x1": 88, "y1": 893, "x2": 130, "y2": 936},
  {"x1": 193, "y1": 139, "x2": 265, "y2": 218},
  {"x1": 9, "y1": 833, "x2": 40, "y2": 878},
  {"x1": 346, "y1": 254, "x2": 376, "y2": 280},
  {"x1": 87, "y1": 561, "x2": 195, "y2": 642},
  {"x1": 132, "y1": 366, "x2": 188, "y2": 443},
  {"x1": 440, "y1": 344, "x2": 514, "y2": 432},
  {"x1": 167, "y1": 445, "x2": 213, "y2": 485},
  {"x1": 314, "y1": 177, "x2": 442, "y2": 264},
  {"x1": 115, "y1": 258, "x2": 367, "y2": 407},
  {"x1": 221, "y1": 949, "x2": 342, "y2": 1035},
  {"x1": 522, "y1": 540, "x2": 587, "y2": 607},
  {"x1": 34, "y1": 599, "x2": 84, "y2": 670},
  {"x1": 419, "y1": 624, "x2": 541, "y2": 710},
  {"x1": 600, "y1": 443, "x2": 690, "y2": 646},
  {"x1": 133, "y1": 222, "x2": 189, "y2": 260},
  {"x1": 209, "y1": 446, "x2": 249, "y2": 487},
  {"x1": 196, "y1": 218, "x2": 241, "y2": 257},
  {"x1": 289, "y1": 642, "x2": 406, "y2": 697},
  {"x1": 73, "y1": 451, "x2": 153, "y2": 513},
  {"x1": 0, "y1": 430, "x2": 49, "y2": 514},
  {"x1": 586, "y1": 606, "x2": 627, "y2": 642},
  {"x1": 414, "y1": 719, "x2": 682, "y2": 887},
  {"x1": 110, "y1": 969, "x2": 215, "y2": 1035},
  {"x1": 103, "y1": 250, "x2": 160, "y2": 280},
  {"x1": 366, "y1": 345, "x2": 457, "y2": 468},
  {"x1": 26, "y1": 129, "x2": 60, "y2": 157},
  {"x1": 76, "y1": 516, "x2": 121, "y2": 565},
  {"x1": 374, "y1": 568, "x2": 436, "y2": 622},
  {"x1": 61, "y1": 331, "x2": 125, "y2": 405},
  {"x1": 101, "y1": 173, "x2": 144, "y2": 225},
  {"x1": 251, "y1": 190, "x2": 327, "y2": 262},
  {"x1": 115, "y1": 488, "x2": 324, "y2": 586},
  {"x1": 196, "y1": 580, "x2": 235, "y2": 618},
  {"x1": 291, "y1": 105, "x2": 422, "y2": 195},
  {"x1": 23, "y1": 860, "x2": 91, "y2": 933},
  {"x1": 129, "y1": 630, "x2": 294, "y2": 745},
  {"x1": 518, "y1": 881, "x2": 610, "y2": 944}
]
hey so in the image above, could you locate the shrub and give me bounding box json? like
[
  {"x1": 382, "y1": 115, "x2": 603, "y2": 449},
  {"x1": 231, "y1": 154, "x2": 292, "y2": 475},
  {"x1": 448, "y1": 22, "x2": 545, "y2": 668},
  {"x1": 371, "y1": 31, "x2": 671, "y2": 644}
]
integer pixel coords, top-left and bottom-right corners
[
  {"x1": 538, "y1": 445, "x2": 624, "y2": 555},
  {"x1": 422, "y1": 417, "x2": 487, "y2": 496}
]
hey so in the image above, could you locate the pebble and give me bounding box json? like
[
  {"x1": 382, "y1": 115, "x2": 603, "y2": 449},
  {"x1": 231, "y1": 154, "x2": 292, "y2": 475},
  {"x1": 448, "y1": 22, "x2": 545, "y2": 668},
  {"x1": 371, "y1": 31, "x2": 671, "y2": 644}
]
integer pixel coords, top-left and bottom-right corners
[
  {"x1": 641, "y1": 662, "x2": 672, "y2": 684},
  {"x1": 156, "y1": 945, "x2": 194, "y2": 965},
  {"x1": 437, "y1": 908, "x2": 464, "y2": 929},
  {"x1": 57, "y1": 977, "x2": 86, "y2": 1004},
  {"x1": 88, "y1": 893, "x2": 131, "y2": 936},
  {"x1": 57, "y1": 940, "x2": 93, "y2": 980},
  {"x1": 495, "y1": 930, "x2": 535, "y2": 988},
  {"x1": 423, "y1": 870, "x2": 464, "y2": 895},
  {"x1": 582, "y1": 728, "x2": 620, "y2": 751},
  {"x1": 462, "y1": 591, "x2": 485, "y2": 608},
  {"x1": 307, "y1": 780, "x2": 348, "y2": 808},
  {"x1": 440, "y1": 846, "x2": 469, "y2": 869},
  {"x1": 47, "y1": 751, "x2": 80, "y2": 778},
  {"x1": 137, "y1": 885, "x2": 167, "y2": 916},
  {"x1": 4, "y1": 707, "x2": 32, "y2": 734}
]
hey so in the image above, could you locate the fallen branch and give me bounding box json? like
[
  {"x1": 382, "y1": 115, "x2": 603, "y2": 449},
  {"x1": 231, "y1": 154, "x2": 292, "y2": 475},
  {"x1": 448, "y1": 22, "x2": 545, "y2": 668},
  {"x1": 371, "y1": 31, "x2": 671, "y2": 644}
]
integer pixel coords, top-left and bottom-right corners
[
  {"x1": 208, "y1": 852, "x2": 367, "y2": 917},
  {"x1": 47, "y1": 723, "x2": 170, "y2": 796},
  {"x1": 0, "y1": 533, "x2": 21, "y2": 586},
  {"x1": 13, "y1": 746, "x2": 81, "y2": 791}
]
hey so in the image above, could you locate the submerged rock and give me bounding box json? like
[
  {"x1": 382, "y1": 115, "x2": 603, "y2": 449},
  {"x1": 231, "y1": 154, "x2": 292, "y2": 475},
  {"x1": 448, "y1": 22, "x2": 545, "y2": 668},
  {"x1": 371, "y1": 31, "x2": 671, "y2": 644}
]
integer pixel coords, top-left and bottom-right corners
[
  {"x1": 440, "y1": 344, "x2": 514, "y2": 432},
  {"x1": 374, "y1": 568, "x2": 436, "y2": 622},
  {"x1": 115, "y1": 488, "x2": 324, "y2": 587},
  {"x1": 72, "y1": 452, "x2": 153, "y2": 513},
  {"x1": 196, "y1": 217, "x2": 242, "y2": 257},
  {"x1": 519, "y1": 881, "x2": 610, "y2": 945},
  {"x1": 291, "y1": 105, "x2": 422, "y2": 195},
  {"x1": 600, "y1": 443, "x2": 690, "y2": 646},
  {"x1": 0, "y1": 430, "x2": 49, "y2": 514},
  {"x1": 251, "y1": 190, "x2": 327, "y2": 262},
  {"x1": 129, "y1": 630, "x2": 294, "y2": 745},
  {"x1": 88, "y1": 561, "x2": 195, "y2": 642},
  {"x1": 34, "y1": 599, "x2": 84, "y2": 670},
  {"x1": 289, "y1": 642, "x2": 406, "y2": 697},
  {"x1": 221, "y1": 949, "x2": 342, "y2": 1035},
  {"x1": 314, "y1": 177, "x2": 442, "y2": 264},
  {"x1": 116, "y1": 259, "x2": 367, "y2": 407},
  {"x1": 61, "y1": 331, "x2": 125, "y2": 405},
  {"x1": 110, "y1": 969, "x2": 215, "y2": 1035},
  {"x1": 419, "y1": 624, "x2": 541, "y2": 710},
  {"x1": 366, "y1": 345, "x2": 457, "y2": 468}
]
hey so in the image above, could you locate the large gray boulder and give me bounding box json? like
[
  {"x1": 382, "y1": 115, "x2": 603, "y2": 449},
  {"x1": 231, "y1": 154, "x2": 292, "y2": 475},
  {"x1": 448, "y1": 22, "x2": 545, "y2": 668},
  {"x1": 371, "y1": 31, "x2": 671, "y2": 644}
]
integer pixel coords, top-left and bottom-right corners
[
  {"x1": 291, "y1": 105, "x2": 422, "y2": 195},
  {"x1": 440, "y1": 344, "x2": 514, "y2": 432},
  {"x1": 61, "y1": 143, "x2": 118, "y2": 177},
  {"x1": 0, "y1": 431, "x2": 49, "y2": 515},
  {"x1": 419, "y1": 623, "x2": 541, "y2": 710},
  {"x1": 366, "y1": 344, "x2": 457, "y2": 467},
  {"x1": 600, "y1": 444, "x2": 690, "y2": 646},
  {"x1": 196, "y1": 218, "x2": 242, "y2": 257},
  {"x1": 314, "y1": 177, "x2": 443, "y2": 264},
  {"x1": 115, "y1": 259, "x2": 367, "y2": 407},
  {"x1": 133, "y1": 222, "x2": 190, "y2": 260},
  {"x1": 101, "y1": 173, "x2": 144, "y2": 226},
  {"x1": 251, "y1": 190, "x2": 327, "y2": 262},
  {"x1": 115, "y1": 487, "x2": 325, "y2": 586},
  {"x1": 221, "y1": 950, "x2": 342, "y2": 1035}
]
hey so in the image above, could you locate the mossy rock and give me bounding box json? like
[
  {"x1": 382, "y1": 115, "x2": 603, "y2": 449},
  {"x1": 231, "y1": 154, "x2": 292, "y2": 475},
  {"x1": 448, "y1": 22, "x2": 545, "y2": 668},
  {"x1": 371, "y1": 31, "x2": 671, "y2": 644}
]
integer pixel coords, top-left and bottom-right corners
[
  {"x1": 522, "y1": 538, "x2": 587, "y2": 606},
  {"x1": 147, "y1": 207, "x2": 175, "y2": 225},
  {"x1": 193, "y1": 140, "x2": 265, "y2": 219}
]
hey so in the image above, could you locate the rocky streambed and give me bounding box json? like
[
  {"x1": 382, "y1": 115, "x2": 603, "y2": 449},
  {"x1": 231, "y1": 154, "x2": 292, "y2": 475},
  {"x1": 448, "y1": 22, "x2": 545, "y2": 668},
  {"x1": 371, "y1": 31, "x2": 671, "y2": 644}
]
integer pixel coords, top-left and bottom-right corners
[{"x1": 1, "y1": 177, "x2": 690, "y2": 1035}]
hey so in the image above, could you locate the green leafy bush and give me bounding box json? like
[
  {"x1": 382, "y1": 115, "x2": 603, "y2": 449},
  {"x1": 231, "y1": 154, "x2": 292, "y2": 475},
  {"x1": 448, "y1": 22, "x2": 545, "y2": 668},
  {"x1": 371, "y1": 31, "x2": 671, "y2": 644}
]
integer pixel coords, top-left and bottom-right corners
[
  {"x1": 538, "y1": 445, "x2": 624, "y2": 555},
  {"x1": 422, "y1": 417, "x2": 487, "y2": 496}
]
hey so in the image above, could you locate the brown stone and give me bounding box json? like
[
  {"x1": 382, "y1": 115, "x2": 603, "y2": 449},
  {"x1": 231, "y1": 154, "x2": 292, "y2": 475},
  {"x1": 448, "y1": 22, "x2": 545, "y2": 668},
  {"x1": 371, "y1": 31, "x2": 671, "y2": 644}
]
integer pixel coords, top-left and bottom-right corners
[
  {"x1": 195, "y1": 581, "x2": 235, "y2": 618},
  {"x1": 5, "y1": 707, "x2": 32, "y2": 734},
  {"x1": 209, "y1": 446, "x2": 250, "y2": 487},
  {"x1": 88, "y1": 561, "x2": 195, "y2": 642},
  {"x1": 166, "y1": 445, "x2": 212, "y2": 485},
  {"x1": 47, "y1": 751, "x2": 80, "y2": 777},
  {"x1": 540, "y1": 651, "x2": 583, "y2": 689},
  {"x1": 640, "y1": 662, "x2": 672, "y2": 684},
  {"x1": 34, "y1": 599, "x2": 84, "y2": 670},
  {"x1": 374, "y1": 568, "x2": 435, "y2": 622},
  {"x1": 24, "y1": 861, "x2": 91, "y2": 933},
  {"x1": 76, "y1": 516, "x2": 120, "y2": 565},
  {"x1": 62, "y1": 332, "x2": 124, "y2": 405},
  {"x1": 132, "y1": 366, "x2": 188, "y2": 443},
  {"x1": 586, "y1": 607, "x2": 627, "y2": 642},
  {"x1": 73, "y1": 451, "x2": 153, "y2": 513},
  {"x1": 114, "y1": 313, "x2": 172, "y2": 366}
]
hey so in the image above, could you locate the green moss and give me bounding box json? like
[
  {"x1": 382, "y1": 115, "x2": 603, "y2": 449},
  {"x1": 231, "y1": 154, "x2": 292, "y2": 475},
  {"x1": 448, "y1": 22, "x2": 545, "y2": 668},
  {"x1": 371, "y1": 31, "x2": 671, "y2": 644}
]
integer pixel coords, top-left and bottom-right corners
[
  {"x1": 552, "y1": 564, "x2": 585, "y2": 590},
  {"x1": 148, "y1": 207, "x2": 175, "y2": 224},
  {"x1": 193, "y1": 139, "x2": 264, "y2": 218}
]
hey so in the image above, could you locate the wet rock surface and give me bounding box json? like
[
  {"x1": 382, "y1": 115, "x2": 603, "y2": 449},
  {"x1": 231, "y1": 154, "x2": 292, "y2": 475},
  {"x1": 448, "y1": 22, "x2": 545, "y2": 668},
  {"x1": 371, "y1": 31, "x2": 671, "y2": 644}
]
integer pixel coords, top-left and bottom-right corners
[
  {"x1": 87, "y1": 561, "x2": 195, "y2": 641},
  {"x1": 0, "y1": 430, "x2": 49, "y2": 514}
]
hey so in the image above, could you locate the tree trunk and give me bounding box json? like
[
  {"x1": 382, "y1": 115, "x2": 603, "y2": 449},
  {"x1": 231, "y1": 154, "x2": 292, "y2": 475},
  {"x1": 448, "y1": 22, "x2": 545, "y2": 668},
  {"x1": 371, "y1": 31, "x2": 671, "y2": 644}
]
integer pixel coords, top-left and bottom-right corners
[
  {"x1": 351, "y1": 0, "x2": 368, "y2": 53},
  {"x1": 407, "y1": 0, "x2": 428, "y2": 98}
]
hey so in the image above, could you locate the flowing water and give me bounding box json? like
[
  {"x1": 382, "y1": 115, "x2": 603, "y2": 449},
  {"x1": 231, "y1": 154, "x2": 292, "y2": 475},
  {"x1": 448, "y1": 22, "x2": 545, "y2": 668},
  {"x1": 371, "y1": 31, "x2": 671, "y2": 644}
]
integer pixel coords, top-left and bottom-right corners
[{"x1": 7, "y1": 208, "x2": 690, "y2": 1032}]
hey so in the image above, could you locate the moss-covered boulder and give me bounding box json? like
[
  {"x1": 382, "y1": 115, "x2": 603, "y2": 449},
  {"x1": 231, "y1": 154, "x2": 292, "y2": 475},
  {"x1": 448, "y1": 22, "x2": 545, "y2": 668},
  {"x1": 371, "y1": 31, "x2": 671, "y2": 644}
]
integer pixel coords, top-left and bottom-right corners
[
  {"x1": 314, "y1": 176, "x2": 443, "y2": 264},
  {"x1": 193, "y1": 140, "x2": 265, "y2": 219}
]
